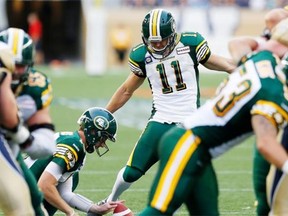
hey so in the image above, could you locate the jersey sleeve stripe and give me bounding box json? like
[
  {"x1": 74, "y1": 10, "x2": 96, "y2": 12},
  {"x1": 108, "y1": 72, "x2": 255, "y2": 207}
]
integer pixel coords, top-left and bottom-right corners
[
  {"x1": 42, "y1": 84, "x2": 53, "y2": 108},
  {"x1": 54, "y1": 153, "x2": 71, "y2": 170},
  {"x1": 251, "y1": 110, "x2": 278, "y2": 127},
  {"x1": 128, "y1": 58, "x2": 139, "y2": 67},
  {"x1": 57, "y1": 143, "x2": 78, "y2": 161},
  {"x1": 196, "y1": 41, "x2": 210, "y2": 62},
  {"x1": 251, "y1": 100, "x2": 288, "y2": 127},
  {"x1": 257, "y1": 100, "x2": 288, "y2": 120},
  {"x1": 129, "y1": 59, "x2": 142, "y2": 74}
]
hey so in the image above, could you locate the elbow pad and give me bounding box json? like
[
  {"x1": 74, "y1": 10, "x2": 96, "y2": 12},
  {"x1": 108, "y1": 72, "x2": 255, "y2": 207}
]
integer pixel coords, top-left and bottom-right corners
[
  {"x1": 5, "y1": 122, "x2": 34, "y2": 149},
  {"x1": 22, "y1": 128, "x2": 56, "y2": 159}
]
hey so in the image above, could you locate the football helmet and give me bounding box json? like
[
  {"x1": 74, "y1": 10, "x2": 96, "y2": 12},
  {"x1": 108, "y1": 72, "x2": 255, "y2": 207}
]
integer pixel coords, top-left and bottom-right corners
[
  {"x1": 0, "y1": 28, "x2": 34, "y2": 67},
  {"x1": 77, "y1": 107, "x2": 117, "y2": 156},
  {"x1": 142, "y1": 9, "x2": 177, "y2": 59},
  {"x1": 271, "y1": 17, "x2": 288, "y2": 46},
  {"x1": 0, "y1": 28, "x2": 34, "y2": 90}
]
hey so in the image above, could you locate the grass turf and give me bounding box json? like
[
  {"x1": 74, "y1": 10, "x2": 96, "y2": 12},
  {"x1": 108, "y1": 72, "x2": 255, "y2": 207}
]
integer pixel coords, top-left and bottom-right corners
[{"x1": 6, "y1": 65, "x2": 257, "y2": 215}]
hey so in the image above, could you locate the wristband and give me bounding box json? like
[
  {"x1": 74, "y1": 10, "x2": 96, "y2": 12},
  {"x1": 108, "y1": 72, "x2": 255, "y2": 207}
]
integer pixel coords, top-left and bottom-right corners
[{"x1": 281, "y1": 160, "x2": 288, "y2": 174}]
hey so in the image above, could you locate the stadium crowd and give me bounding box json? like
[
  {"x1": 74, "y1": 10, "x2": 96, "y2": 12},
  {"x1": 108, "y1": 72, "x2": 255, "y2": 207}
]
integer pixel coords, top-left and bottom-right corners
[{"x1": 103, "y1": 0, "x2": 288, "y2": 9}]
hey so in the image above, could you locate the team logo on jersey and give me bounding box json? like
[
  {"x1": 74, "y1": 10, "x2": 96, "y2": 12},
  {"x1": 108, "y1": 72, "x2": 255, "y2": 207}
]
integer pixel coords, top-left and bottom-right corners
[
  {"x1": 55, "y1": 144, "x2": 78, "y2": 170},
  {"x1": 94, "y1": 116, "x2": 109, "y2": 130},
  {"x1": 145, "y1": 56, "x2": 153, "y2": 64},
  {"x1": 66, "y1": 150, "x2": 76, "y2": 168},
  {"x1": 176, "y1": 46, "x2": 190, "y2": 55}
]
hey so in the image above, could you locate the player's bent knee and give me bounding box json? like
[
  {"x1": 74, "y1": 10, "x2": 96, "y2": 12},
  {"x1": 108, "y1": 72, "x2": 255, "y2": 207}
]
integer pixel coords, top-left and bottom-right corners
[{"x1": 123, "y1": 166, "x2": 143, "y2": 182}]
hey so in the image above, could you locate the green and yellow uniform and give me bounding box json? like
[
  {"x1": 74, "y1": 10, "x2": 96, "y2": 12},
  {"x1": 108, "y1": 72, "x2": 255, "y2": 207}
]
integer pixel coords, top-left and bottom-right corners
[
  {"x1": 139, "y1": 50, "x2": 288, "y2": 215},
  {"x1": 123, "y1": 31, "x2": 211, "y2": 184},
  {"x1": 27, "y1": 131, "x2": 86, "y2": 215}
]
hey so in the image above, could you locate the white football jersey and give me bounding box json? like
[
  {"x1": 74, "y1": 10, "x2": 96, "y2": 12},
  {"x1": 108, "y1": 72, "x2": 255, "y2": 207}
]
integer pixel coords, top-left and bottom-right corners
[{"x1": 129, "y1": 32, "x2": 211, "y2": 124}]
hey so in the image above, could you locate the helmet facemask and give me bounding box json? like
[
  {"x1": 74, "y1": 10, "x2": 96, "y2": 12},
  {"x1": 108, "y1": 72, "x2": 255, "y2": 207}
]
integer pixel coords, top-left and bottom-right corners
[
  {"x1": 84, "y1": 127, "x2": 110, "y2": 157},
  {"x1": 142, "y1": 9, "x2": 177, "y2": 60}
]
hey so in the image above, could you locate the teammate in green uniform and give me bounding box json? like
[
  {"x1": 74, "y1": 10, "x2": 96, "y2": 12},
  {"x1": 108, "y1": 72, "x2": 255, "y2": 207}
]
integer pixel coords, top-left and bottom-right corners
[
  {"x1": 26, "y1": 107, "x2": 122, "y2": 215},
  {"x1": 98, "y1": 8, "x2": 236, "y2": 205},
  {"x1": 138, "y1": 18, "x2": 288, "y2": 215},
  {"x1": 0, "y1": 28, "x2": 56, "y2": 216},
  {"x1": 229, "y1": 12, "x2": 288, "y2": 215},
  {"x1": 259, "y1": 18, "x2": 288, "y2": 216},
  {"x1": 0, "y1": 43, "x2": 35, "y2": 216},
  {"x1": 0, "y1": 27, "x2": 56, "y2": 159},
  {"x1": 255, "y1": 9, "x2": 288, "y2": 216}
]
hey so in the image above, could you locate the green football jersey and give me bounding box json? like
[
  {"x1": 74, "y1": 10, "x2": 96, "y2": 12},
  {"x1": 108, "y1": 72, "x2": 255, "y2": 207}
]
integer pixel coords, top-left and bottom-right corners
[
  {"x1": 14, "y1": 68, "x2": 53, "y2": 121},
  {"x1": 29, "y1": 131, "x2": 86, "y2": 182},
  {"x1": 183, "y1": 50, "x2": 288, "y2": 157},
  {"x1": 128, "y1": 32, "x2": 211, "y2": 124}
]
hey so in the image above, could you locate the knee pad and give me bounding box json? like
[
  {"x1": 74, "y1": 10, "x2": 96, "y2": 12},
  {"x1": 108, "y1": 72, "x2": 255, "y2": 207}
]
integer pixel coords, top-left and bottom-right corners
[{"x1": 123, "y1": 166, "x2": 143, "y2": 182}]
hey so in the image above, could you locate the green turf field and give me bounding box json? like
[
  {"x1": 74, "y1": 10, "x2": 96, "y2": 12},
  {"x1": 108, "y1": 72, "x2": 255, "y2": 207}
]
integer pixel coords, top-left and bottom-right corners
[{"x1": 24, "y1": 65, "x2": 257, "y2": 215}]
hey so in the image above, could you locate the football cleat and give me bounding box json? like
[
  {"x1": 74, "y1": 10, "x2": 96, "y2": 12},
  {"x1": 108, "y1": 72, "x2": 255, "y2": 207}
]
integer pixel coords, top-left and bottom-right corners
[{"x1": 96, "y1": 198, "x2": 107, "y2": 206}]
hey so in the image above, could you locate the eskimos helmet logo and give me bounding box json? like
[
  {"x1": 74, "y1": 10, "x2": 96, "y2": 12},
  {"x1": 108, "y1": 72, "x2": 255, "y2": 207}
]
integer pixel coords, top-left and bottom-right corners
[{"x1": 94, "y1": 116, "x2": 109, "y2": 130}]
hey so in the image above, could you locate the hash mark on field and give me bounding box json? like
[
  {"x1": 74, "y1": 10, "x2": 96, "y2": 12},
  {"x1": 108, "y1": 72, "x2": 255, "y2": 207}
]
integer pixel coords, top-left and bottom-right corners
[
  {"x1": 76, "y1": 188, "x2": 252, "y2": 192},
  {"x1": 80, "y1": 170, "x2": 251, "y2": 175}
]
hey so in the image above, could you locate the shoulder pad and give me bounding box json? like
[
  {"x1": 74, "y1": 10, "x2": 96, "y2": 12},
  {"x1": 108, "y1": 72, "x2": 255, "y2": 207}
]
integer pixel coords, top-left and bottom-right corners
[
  {"x1": 129, "y1": 43, "x2": 147, "y2": 77},
  {"x1": 179, "y1": 32, "x2": 205, "y2": 46},
  {"x1": 129, "y1": 43, "x2": 147, "y2": 62}
]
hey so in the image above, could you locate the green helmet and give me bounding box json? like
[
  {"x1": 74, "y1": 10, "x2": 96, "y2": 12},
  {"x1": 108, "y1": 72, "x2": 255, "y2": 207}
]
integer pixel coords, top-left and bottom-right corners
[
  {"x1": 0, "y1": 28, "x2": 34, "y2": 67},
  {"x1": 77, "y1": 107, "x2": 117, "y2": 156},
  {"x1": 142, "y1": 9, "x2": 177, "y2": 59}
]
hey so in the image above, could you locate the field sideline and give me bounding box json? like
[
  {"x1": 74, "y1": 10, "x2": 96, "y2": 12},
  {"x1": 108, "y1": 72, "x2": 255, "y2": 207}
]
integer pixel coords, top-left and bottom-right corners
[{"x1": 3, "y1": 65, "x2": 257, "y2": 215}]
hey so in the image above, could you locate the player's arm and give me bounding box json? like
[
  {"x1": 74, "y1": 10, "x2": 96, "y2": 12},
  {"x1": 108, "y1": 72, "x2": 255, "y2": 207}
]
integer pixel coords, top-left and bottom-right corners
[
  {"x1": 22, "y1": 107, "x2": 56, "y2": 159},
  {"x1": 38, "y1": 162, "x2": 76, "y2": 216},
  {"x1": 265, "y1": 7, "x2": 288, "y2": 31},
  {"x1": 0, "y1": 48, "x2": 34, "y2": 148},
  {"x1": 57, "y1": 172, "x2": 121, "y2": 214},
  {"x1": 203, "y1": 54, "x2": 236, "y2": 74},
  {"x1": 228, "y1": 36, "x2": 259, "y2": 63},
  {"x1": 106, "y1": 72, "x2": 145, "y2": 113},
  {"x1": 0, "y1": 71, "x2": 18, "y2": 128},
  {"x1": 252, "y1": 115, "x2": 288, "y2": 171},
  {"x1": 0, "y1": 46, "x2": 18, "y2": 128}
]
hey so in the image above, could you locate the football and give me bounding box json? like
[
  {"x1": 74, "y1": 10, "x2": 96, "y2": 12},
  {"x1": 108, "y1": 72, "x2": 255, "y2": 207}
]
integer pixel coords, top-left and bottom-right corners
[{"x1": 112, "y1": 203, "x2": 134, "y2": 216}]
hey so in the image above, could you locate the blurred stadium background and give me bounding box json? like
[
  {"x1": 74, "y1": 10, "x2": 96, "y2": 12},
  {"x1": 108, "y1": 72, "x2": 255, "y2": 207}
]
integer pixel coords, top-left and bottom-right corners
[
  {"x1": 1, "y1": 0, "x2": 284, "y2": 72},
  {"x1": 1, "y1": 0, "x2": 286, "y2": 215}
]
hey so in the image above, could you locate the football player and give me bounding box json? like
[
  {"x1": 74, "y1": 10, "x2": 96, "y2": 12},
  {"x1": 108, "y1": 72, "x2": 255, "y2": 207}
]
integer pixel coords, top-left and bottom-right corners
[
  {"x1": 98, "y1": 8, "x2": 236, "y2": 205},
  {"x1": 262, "y1": 6, "x2": 288, "y2": 39},
  {"x1": 0, "y1": 28, "x2": 56, "y2": 216},
  {"x1": 24, "y1": 107, "x2": 122, "y2": 215},
  {"x1": 229, "y1": 8, "x2": 288, "y2": 215},
  {"x1": 0, "y1": 27, "x2": 56, "y2": 159},
  {"x1": 255, "y1": 7, "x2": 288, "y2": 216},
  {"x1": 138, "y1": 17, "x2": 288, "y2": 216},
  {"x1": 0, "y1": 43, "x2": 34, "y2": 215}
]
